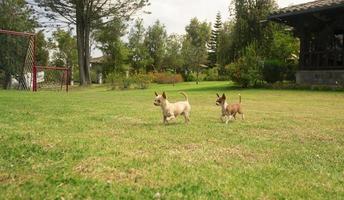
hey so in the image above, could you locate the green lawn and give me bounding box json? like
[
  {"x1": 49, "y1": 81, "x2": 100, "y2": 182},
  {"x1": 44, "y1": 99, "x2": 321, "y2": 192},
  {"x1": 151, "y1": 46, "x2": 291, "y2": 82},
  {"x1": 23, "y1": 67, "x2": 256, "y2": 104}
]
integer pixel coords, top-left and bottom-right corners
[{"x1": 0, "y1": 81, "x2": 344, "y2": 199}]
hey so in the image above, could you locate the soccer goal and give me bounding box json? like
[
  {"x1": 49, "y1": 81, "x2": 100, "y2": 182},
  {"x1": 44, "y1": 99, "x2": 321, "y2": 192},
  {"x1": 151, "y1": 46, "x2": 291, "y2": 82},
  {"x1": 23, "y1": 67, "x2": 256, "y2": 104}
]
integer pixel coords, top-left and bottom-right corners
[{"x1": 0, "y1": 29, "x2": 70, "y2": 92}]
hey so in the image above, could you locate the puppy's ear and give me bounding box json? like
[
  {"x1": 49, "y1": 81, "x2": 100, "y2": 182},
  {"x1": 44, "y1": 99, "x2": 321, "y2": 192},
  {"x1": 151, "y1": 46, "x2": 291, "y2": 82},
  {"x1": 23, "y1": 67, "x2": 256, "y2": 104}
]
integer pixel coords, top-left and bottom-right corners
[
  {"x1": 222, "y1": 93, "x2": 226, "y2": 99},
  {"x1": 155, "y1": 92, "x2": 158, "y2": 96},
  {"x1": 162, "y1": 92, "x2": 166, "y2": 99},
  {"x1": 216, "y1": 93, "x2": 220, "y2": 97}
]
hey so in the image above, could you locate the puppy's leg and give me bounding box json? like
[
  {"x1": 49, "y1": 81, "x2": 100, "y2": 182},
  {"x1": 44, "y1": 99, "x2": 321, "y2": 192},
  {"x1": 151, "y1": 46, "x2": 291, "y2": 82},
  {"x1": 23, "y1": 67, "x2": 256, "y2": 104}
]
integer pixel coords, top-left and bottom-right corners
[
  {"x1": 220, "y1": 115, "x2": 227, "y2": 122},
  {"x1": 166, "y1": 115, "x2": 176, "y2": 122},
  {"x1": 225, "y1": 117, "x2": 230, "y2": 124},
  {"x1": 163, "y1": 116, "x2": 168, "y2": 124},
  {"x1": 183, "y1": 112, "x2": 190, "y2": 123},
  {"x1": 238, "y1": 110, "x2": 245, "y2": 120}
]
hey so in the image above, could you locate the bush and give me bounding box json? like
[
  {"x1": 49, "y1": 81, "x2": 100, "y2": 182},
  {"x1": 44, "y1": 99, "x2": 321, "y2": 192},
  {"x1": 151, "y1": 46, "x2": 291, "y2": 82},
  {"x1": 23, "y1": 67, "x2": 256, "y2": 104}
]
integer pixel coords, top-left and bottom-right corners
[
  {"x1": 151, "y1": 72, "x2": 183, "y2": 84},
  {"x1": 285, "y1": 62, "x2": 297, "y2": 81},
  {"x1": 131, "y1": 73, "x2": 152, "y2": 89},
  {"x1": 106, "y1": 72, "x2": 152, "y2": 90},
  {"x1": 262, "y1": 59, "x2": 286, "y2": 83},
  {"x1": 204, "y1": 68, "x2": 219, "y2": 81},
  {"x1": 227, "y1": 43, "x2": 263, "y2": 87},
  {"x1": 184, "y1": 72, "x2": 206, "y2": 82}
]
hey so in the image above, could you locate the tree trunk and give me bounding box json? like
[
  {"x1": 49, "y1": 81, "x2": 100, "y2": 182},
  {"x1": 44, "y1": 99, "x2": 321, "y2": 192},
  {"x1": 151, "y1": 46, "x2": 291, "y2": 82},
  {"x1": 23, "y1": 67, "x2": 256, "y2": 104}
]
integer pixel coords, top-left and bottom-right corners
[
  {"x1": 196, "y1": 65, "x2": 199, "y2": 85},
  {"x1": 84, "y1": 21, "x2": 91, "y2": 84},
  {"x1": 3, "y1": 72, "x2": 11, "y2": 89},
  {"x1": 76, "y1": 6, "x2": 86, "y2": 86}
]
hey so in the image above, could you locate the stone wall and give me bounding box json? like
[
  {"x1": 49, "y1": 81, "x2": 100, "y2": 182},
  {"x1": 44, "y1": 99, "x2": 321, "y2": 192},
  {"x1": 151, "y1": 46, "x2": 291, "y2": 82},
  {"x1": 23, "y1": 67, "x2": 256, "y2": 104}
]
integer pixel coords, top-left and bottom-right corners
[{"x1": 296, "y1": 70, "x2": 344, "y2": 85}]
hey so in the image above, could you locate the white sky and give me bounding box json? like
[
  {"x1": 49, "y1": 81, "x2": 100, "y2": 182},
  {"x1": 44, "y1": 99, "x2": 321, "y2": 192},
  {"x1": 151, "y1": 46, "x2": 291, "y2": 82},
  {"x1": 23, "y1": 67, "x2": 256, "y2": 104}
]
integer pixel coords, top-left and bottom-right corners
[
  {"x1": 137, "y1": 0, "x2": 313, "y2": 35},
  {"x1": 92, "y1": 0, "x2": 313, "y2": 56}
]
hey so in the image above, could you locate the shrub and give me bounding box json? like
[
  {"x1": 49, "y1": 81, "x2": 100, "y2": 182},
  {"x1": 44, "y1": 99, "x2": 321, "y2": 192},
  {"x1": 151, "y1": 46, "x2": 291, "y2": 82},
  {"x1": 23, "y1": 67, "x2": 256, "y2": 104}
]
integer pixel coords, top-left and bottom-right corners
[
  {"x1": 227, "y1": 43, "x2": 263, "y2": 87},
  {"x1": 204, "y1": 68, "x2": 219, "y2": 81},
  {"x1": 90, "y1": 70, "x2": 98, "y2": 83},
  {"x1": 285, "y1": 62, "x2": 297, "y2": 81},
  {"x1": 151, "y1": 72, "x2": 183, "y2": 84},
  {"x1": 106, "y1": 72, "x2": 152, "y2": 90},
  {"x1": 131, "y1": 74, "x2": 152, "y2": 89},
  {"x1": 262, "y1": 59, "x2": 286, "y2": 83}
]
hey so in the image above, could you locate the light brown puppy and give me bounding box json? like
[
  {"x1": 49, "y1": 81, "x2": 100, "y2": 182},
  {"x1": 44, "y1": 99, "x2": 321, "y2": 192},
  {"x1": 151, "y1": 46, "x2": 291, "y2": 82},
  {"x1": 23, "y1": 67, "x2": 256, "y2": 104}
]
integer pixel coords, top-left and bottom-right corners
[
  {"x1": 154, "y1": 92, "x2": 191, "y2": 124},
  {"x1": 216, "y1": 93, "x2": 244, "y2": 124}
]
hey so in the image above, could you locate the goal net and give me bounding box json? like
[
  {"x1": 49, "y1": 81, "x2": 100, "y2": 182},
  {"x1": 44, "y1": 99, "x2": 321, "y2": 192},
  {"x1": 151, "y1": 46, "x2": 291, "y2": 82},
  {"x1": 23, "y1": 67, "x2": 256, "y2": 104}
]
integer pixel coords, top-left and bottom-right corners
[
  {"x1": 36, "y1": 66, "x2": 69, "y2": 91},
  {"x1": 0, "y1": 29, "x2": 70, "y2": 92},
  {"x1": 0, "y1": 30, "x2": 35, "y2": 90}
]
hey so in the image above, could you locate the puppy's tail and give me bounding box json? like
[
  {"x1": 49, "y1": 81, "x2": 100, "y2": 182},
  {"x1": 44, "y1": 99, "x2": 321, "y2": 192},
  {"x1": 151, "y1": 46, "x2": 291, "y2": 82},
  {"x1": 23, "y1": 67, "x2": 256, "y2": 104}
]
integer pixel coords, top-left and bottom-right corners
[
  {"x1": 180, "y1": 92, "x2": 188, "y2": 101},
  {"x1": 239, "y1": 94, "x2": 242, "y2": 104}
]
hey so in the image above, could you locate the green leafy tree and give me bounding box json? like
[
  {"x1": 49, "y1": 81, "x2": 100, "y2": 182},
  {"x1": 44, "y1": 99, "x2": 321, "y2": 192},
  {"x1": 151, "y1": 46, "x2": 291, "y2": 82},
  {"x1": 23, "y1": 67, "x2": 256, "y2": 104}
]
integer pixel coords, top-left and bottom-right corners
[
  {"x1": 182, "y1": 18, "x2": 211, "y2": 84},
  {"x1": 164, "y1": 34, "x2": 184, "y2": 85},
  {"x1": 144, "y1": 20, "x2": 167, "y2": 72},
  {"x1": 269, "y1": 27, "x2": 299, "y2": 62},
  {"x1": 94, "y1": 19, "x2": 129, "y2": 75},
  {"x1": 36, "y1": 31, "x2": 49, "y2": 66},
  {"x1": 34, "y1": 0, "x2": 149, "y2": 85},
  {"x1": 208, "y1": 12, "x2": 222, "y2": 67},
  {"x1": 217, "y1": 21, "x2": 235, "y2": 71},
  {"x1": 49, "y1": 29, "x2": 78, "y2": 84},
  {"x1": 128, "y1": 19, "x2": 150, "y2": 73},
  {"x1": 230, "y1": 0, "x2": 277, "y2": 58}
]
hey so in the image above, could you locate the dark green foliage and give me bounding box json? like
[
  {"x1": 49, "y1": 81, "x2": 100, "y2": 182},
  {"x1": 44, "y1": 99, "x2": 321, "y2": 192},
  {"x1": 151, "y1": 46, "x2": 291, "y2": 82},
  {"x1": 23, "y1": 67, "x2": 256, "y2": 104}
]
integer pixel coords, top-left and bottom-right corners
[
  {"x1": 262, "y1": 59, "x2": 286, "y2": 83},
  {"x1": 217, "y1": 21, "x2": 236, "y2": 68}
]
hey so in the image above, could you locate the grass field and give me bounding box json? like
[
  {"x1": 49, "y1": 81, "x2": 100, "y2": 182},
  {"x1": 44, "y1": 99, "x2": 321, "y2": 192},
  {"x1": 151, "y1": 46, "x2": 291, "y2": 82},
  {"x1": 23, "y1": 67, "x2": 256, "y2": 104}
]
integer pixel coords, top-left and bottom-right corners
[{"x1": 0, "y1": 81, "x2": 344, "y2": 199}]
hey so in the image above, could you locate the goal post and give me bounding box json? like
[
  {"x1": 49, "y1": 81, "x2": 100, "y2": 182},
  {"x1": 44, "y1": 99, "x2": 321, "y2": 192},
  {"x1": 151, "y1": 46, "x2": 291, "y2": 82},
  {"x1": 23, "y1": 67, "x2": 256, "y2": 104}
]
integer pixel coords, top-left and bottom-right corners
[
  {"x1": 0, "y1": 29, "x2": 70, "y2": 92},
  {"x1": 36, "y1": 66, "x2": 70, "y2": 92}
]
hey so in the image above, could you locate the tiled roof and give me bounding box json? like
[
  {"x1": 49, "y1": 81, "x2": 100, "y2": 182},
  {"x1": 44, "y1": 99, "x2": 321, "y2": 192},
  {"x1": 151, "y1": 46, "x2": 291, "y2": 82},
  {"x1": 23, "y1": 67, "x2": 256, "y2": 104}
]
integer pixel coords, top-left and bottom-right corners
[{"x1": 270, "y1": 0, "x2": 344, "y2": 17}]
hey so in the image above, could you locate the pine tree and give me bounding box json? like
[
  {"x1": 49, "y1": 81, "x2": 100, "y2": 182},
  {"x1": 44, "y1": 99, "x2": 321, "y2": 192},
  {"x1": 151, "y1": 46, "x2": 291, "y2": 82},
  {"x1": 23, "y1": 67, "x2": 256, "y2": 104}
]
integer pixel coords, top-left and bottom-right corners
[{"x1": 208, "y1": 12, "x2": 222, "y2": 67}]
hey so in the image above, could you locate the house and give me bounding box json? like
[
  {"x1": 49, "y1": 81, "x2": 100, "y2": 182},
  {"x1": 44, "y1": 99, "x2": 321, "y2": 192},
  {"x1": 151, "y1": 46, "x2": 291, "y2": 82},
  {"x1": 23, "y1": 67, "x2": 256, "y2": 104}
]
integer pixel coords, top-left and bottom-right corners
[
  {"x1": 90, "y1": 56, "x2": 105, "y2": 84},
  {"x1": 268, "y1": 0, "x2": 344, "y2": 85}
]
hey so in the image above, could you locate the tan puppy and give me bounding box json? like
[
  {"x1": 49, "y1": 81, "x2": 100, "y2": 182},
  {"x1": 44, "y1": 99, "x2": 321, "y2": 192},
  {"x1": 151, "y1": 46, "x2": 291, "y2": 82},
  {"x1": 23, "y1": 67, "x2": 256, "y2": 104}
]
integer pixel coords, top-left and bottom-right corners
[
  {"x1": 216, "y1": 93, "x2": 244, "y2": 124},
  {"x1": 154, "y1": 92, "x2": 191, "y2": 124}
]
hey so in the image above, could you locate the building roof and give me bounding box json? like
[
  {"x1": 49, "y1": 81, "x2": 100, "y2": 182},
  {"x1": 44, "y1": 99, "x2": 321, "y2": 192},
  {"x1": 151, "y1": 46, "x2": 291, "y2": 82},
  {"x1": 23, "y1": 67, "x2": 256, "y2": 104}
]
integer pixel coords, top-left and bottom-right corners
[
  {"x1": 269, "y1": 0, "x2": 344, "y2": 18},
  {"x1": 90, "y1": 56, "x2": 105, "y2": 64}
]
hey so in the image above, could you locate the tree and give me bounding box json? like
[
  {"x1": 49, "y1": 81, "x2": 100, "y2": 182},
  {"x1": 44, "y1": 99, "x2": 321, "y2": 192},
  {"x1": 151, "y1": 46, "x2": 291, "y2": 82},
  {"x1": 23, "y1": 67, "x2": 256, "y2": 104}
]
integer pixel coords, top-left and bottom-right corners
[
  {"x1": 36, "y1": 31, "x2": 49, "y2": 66},
  {"x1": 49, "y1": 29, "x2": 78, "y2": 84},
  {"x1": 230, "y1": 0, "x2": 277, "y2": 58},
  {"x1": 93, "y1": 19, "x2": 129, "y2": 75},
  {"x1": 34, "y1": 0, "x2": 149, "y2": 86},
  {"x1": 0, "y1": 0, "x2": 37, "y2": 89},
  {"x1": 208, "y1": 12, "x2": 222, "y2": 67},
  {"x1": 182, "y1": 18, "x2": 211, "y2": 84},
  {"x1": 217, "y1": 21, "x2": 235, "y2": 68},
  {"x1": 128, "y1": 18, "x2": 150, "y2": 73},
  {"x1": 144, "y1": 20, "x2": 167, "y2": 72},
  {"x1": 164, "y1": 34, "x2": 184, "y2": 81},
  {"x1": 228, "y1": 42, "x2": 263, "y2": 87}
]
